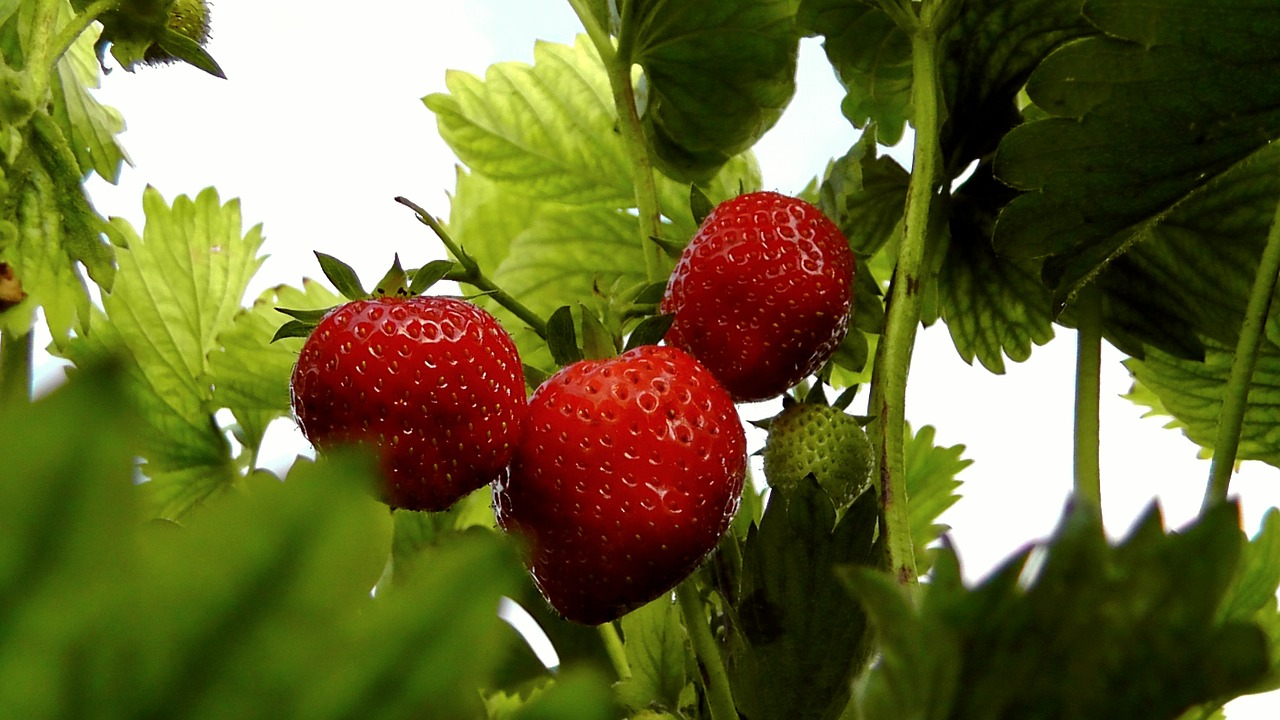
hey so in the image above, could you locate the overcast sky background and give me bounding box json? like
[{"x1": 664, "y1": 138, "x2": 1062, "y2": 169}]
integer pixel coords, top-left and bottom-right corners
[{"x1": 41, "y1": 2, "x2": 1280, "y2": 714}]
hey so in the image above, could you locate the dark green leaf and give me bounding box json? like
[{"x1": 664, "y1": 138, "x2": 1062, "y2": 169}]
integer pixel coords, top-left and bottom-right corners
[
  {"x1": 633, "y1": 281, "x2": 670, "y2": 305},
  {"x1": 818, "y1": 129, "x2": 909, "y2": 258},
  {"x1": 270, "y1": 319, "x2": 314, "y2": 342},
  {"x1": 624, "y1": 313, "x2": 674, "y2": 351},
  {"x1": 854, "y1": 500, "x2": 1271, "y2": 720},
  {"x1": 274, "y1": 306, "x2": 333, "y2": 324},
  {"x1": 548, "y1": 305, "x2": 583, "y2": 366},
  {"x1": 690, "y1": 184, "x2": 714, "y2": 227},
  {"x1": 372, "y1": 254, "x2": 410, "y2": 297},
  {"x1": 410, "y1": 259, "x2": 456, "y2": 295},
  {"x1": 622, "y1": 0, "x2": 800, "y2": 182},
  {"x1": 151, "y1": 25, "x2": 225, "y2": 78},
  {"x1": 579, "y1": 303, "x2": 615, "y2": 360},
  {"x1": 797, "y1": 1, "x2": 911, "y2": 145},
  {"x1": 727, "y1": 481, "x2": 881, "y2": 720},
  {"x1": 314, "y1": 251, "x2": 367, "y2": 301}
]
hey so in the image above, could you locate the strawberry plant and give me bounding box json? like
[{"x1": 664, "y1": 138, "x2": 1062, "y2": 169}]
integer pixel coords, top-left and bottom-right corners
[{"x1": 3, "y1": 0, "x2": 1280, "y2": 719}]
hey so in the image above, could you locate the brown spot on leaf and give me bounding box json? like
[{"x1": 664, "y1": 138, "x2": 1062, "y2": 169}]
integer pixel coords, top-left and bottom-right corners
[{"x1": 0, "y1": 263, "x2": 26, "y2": 311}]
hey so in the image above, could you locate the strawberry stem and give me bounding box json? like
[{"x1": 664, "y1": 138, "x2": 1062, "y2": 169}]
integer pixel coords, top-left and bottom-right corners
[
  {"x1": 395, "y1": 197, "x2": 550, "y2": 340},
  {"x1": 44, "y1": 0, "x2": 122, "y2": 81},
  {"x1": 676, "y1": 579, "x2": 737, "y2": 720},
  {"x1": 568, "y1": 0, "x2": 667, "y2": 283},
  {"x1": 597, "y1": 622, "x2": 633, "y2": 681},
  {"x1": 0, "y1": 329, "x2": 33, "y2": 405},
  {"x1": 1073, "y1": 286, "x2": 1104, "y2": 511},
  {"x1": 1203, "y1": 192, "x2": 1280, "y2": 508},
  {"x1": 870, "y1": 4, "x2": 948, "y2": 597}
]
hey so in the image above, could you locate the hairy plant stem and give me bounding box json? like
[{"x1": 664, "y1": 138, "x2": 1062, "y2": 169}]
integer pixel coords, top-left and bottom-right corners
[
  {"x1": 46, "y1": 0, "x2": 121, "y2": 78},
  {"x1": 394, "y1": 197, "x2": 550, "y2": 339},
  {"x1": 676, "y1": 579, "x2": 737, "y2": 720},
  {"x1": 0, "y1": 330, "x2": 33, "y2": 406},
  {"x1": 868, "y1": 14, "x2": 944, "y2": 597},
  {"x1": 569, "y1": 0, "x2": 666, "y2": 283},
  {"x1": 1203, "y1": 194, "x2": 1280, "y2": 509},
  {"x1": 597, "y1": 622, "x2": 632, "y2": 681},
  {"x1": 1073, "y1": 286, "x2": 1103, "y2": 511}
]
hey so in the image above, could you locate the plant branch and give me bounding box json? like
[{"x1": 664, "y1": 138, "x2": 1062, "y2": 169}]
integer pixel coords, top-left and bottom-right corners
[
  {"x1": 676, "y1": 579, "x2": 736, "y2": 720},
  {"x1": 1203, "y1": 193, "x2": 1280, "y2": 508},
  {"x1": 597, "y1": 621, "x2": 632, "y2": 681},
  {"x1": 394, "y1": 197, "x2": 549, "y2": 339},
  {"x1": 869, "y1": 12, "x2": 948, "y2": 596},
  {"x1": 565, "y1": 0, "x2": 617, "y2": 66},
  {"x1": 0, "y1": 329, "x2": 33, "y2": 406},
  {"x1": 1073, "y1": 286, "x2": 1103, "y2": 511}
]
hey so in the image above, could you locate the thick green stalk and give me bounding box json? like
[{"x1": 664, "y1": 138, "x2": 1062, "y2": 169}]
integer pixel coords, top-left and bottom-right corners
[
  {"x1": 597, "y1": 622, "x2": 633, "y2": 681},
  {"x1": 1073, "y1": 287, "x2": 1103, "y2": 510},
  {"x1": 0, "y1": 330, "x2": 33, "y2": 406},
  {"x1": 870, "y1": 17, "x2": 944, "y2": 595},
  {"x1": 1203, "y1": 194, "x2": 1280, "y2": 508},
  {"x1": 676, "y1": 580, "x2": 737, "y2": 720},
  {"x1": 569, "y1": 0, "x2": 665, "y2": 282}
]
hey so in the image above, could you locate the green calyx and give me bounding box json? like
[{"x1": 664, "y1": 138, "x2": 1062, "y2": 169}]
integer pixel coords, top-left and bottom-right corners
[
  {"x1": 762, "y1": 401, "x2": 873, "y2": 509},
  {"x1": 95, "y1": 0, "x2": 225, "y2": 78},
  {"x1": 271, "y1": 253, "x2": 457, "y2": 342}
]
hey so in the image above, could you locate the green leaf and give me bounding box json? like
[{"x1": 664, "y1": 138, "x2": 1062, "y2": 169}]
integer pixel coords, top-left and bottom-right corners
[
  {"x1": 314, "y1": 251, "x2": 367, "y2": 300},
  {"x1": 547, "y1": 305, "x2": 583, "y2": 366},
  {"x1": 727, "y1": 481, "x2": 881, "y2": 720},
  {"x1": 579, "y1": 303, "x2": 615, "y2": 360},
  {"x1": 90, "y1": 187, "x2": 265, "y2": 519},
  {"x1": 624, "y1": 313, "x2": 674, "y2": 351},
  {"x1": 994, "y1": 0, "x2": 1280, "y2": 295},
  {"x1": 208, "y1": 279, "x2": 342, "y2": 458},
  {"x1": 854, "y1": 501, "x2": 1271, "y2": 720},
  {"x1": 939, "y1": 163, "x2": 1055, "y2": 373},
  {"x1": 150, "y1": 25, "x2": 225, "y2": 78},
  {"x1": 621, "y1": 0, "x2": 800, "y2": 183},
  {"x1": 905, "y1": 424, "x2": 969, "y2": 574},
  {"x1": 817, "y1": 129, "x2": 908, "y2": 258},
  {"x1": 48, "y1": 12, "x2": 128, "y2": 183},
  {"x1": 410, "y1": 258, "x2": 456, "y2": 295},
  {"x1": 425, "y1": 36, "x2": 633, "y2": 206},
  {"x1": 1124, "y1": 334, "x2": 1280, "y2": 468},
  {"x1": 797, "y1": 1, "x2": 912, "y2": 145},
  {"x1": 617, "y1": 596, "x2": 689, "y2": 712}
]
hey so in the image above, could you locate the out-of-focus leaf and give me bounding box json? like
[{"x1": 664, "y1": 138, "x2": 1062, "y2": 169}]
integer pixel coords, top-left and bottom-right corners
[
  {"x1": 620, "y1": 0, "x2": 800, "y2": 183},
  {"x1": 851, "y1": 501, "x2": 1270, "y2": 720}
]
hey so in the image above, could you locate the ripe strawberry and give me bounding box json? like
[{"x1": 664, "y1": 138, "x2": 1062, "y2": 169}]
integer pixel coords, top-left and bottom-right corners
[
  {"x1": 494, "y1": 345, "x2": 746, "y2": 625},
  {"x1": 289, "y1": 294, "x2": 528, "y2": 512},
  {"x1": 761, "y1": 402, "x2": 873, "y2": 508},
  {"x1": 661, "y1": 191, "x2": 855, "y2": 402}
]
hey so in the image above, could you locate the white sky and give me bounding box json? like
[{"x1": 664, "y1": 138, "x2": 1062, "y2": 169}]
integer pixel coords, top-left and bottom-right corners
[{"x1": 40, "y1": 2, "x2": 1280, "y2": 715}]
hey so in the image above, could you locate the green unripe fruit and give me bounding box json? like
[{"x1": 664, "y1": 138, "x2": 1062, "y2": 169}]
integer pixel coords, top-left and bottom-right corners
[
  {"x1": 143, "y1": 0, "x2": 213, "y2": 66},
  {"x1": 762, "y1": 403, "x2": 873, "y2": 507}
]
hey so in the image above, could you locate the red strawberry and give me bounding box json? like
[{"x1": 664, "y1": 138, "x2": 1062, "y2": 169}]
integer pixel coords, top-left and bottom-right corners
[
  {"x1": 493, "y1": 345, "x2": 746, "y2": 625},
  {"x1": 661, "y1": 191, "x2": 855, "y2": 402},
  {"x1": 290, "y1": 295, "x2": 527, "y2": 511}
]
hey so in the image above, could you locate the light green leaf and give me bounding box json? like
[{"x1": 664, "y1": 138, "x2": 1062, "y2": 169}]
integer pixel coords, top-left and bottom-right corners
[
  {"x1": 617, "y1": 596, "x2": 688, "y2": 712},
  {"x1": 97, "y1": 186, "x2": 266, "y2": 518},
  {"x1": 1125, "y1": 335, "x2": 1280, "y2": 469},
  {"x1": 621, "y1": 0, "x2": 800, "y2": 182},
  {"x1": 49, "y1": 8, "x2": 128, "y2": 183},
  {"x1": 905, "y1": 424, "x2": 969, "y2": 574},
  {"x1": 425, "y1": 36, "x2": 630, "y2": 206},
  {"x1": 208, "y1": 279, "x2": 341, "y2": 457}
]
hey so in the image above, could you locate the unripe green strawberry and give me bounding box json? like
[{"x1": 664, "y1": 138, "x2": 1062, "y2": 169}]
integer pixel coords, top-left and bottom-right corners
[{"x1": 761, "y1": 402, "x2": 872, "y2": 507}]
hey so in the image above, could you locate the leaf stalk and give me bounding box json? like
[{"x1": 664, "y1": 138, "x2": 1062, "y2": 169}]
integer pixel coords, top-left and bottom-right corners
[
  {"x1": 394, "y1": 197, "x2": 550, "y2": 340},
  {"x1": 1073, "y1": 286, "x2": 1103, "y2": 511},
  {"x1": 597, "y1": 621, "x2": 633, "y2": 681},
  {"x1": 1203, "y1": 192, "x2": 1280, "y2": 508},
  {"x1": 0, "y1": 329, "x2": 33, "y2": 406}
]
